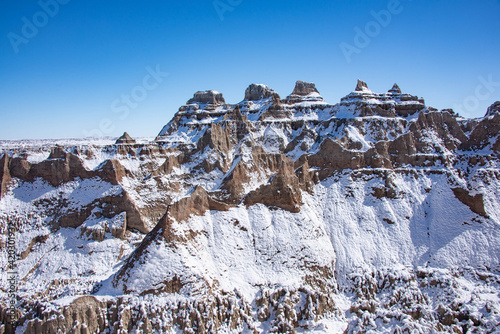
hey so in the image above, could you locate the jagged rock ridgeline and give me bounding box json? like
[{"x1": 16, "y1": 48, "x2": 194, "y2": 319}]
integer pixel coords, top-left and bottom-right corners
[
  {"x1": 2, "y1": 80, "x2": 500, "y2": 334},
  {"x1": 486, "y1": 101, "x2": 500, "y2": 116},
  {"x1": 244, "y1": 84, "x2": 280, "y2": 101},
  {"x1": 156, "y1": 79, "x2": 428, "y2": 142}
]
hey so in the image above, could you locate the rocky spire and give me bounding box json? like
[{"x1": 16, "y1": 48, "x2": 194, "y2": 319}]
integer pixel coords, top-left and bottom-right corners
[
  {"x1": 355, "y1": 80, "x2": 369, "y2": 92},
  {"x1": 292, "y1": 81, "x2": 320, "y2": 96},
  {"x1": 284, "y1": 81, "x2": 324, "y2": 105},
  {"x1": 187, "y1": 90, "x2": 225, "y2": 105},
  {"x1": 486, "y1": 101, "x2": 500, "y2": 117},
  {"x1": 115, "y1": 132, "x2": 136, "y2": 144},
  {"x1": 244, "y1": 84, "x2": 280, "y2": 101},
  {"x1": 388, "y1": 83, "x2": 402, "y2": 94}
]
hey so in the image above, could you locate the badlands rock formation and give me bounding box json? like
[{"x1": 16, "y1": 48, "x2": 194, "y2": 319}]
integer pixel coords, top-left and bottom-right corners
[
  {"x1": 1, "y1": 80, "x2": 500, "y2": 333},
  {"x1": 115, "y1": 132, "x2": 136, "y2": 145}
]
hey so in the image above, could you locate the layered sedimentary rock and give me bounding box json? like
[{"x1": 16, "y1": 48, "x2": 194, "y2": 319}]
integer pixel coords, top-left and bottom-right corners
[
  {"x1": 115, "y1": 132, "x2": 136, "y2": 144},
  {"x1": 187, "y1": 90, "x2": 226, "y2": 105},
  {"x1": 1, "y1": 81, "x2": 500, "y2": 334}
]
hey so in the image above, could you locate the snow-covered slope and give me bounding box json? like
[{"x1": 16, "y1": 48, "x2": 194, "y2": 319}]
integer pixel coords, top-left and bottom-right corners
[{"x1": 1, "y1": 81, "x2": 500, "y2": 333}]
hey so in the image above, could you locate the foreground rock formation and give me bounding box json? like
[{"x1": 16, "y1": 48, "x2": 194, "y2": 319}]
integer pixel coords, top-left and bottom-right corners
[{"x1": 1, "y1": 80, "x2": 500, "y2": 333}]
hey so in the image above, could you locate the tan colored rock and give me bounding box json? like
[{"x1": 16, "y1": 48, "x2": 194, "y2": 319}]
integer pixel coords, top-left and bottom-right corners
[
  {"x1": 198, "y1": 123, "x2": 235, "y2": 155},
  {"x1": 410, "y1": 111, "x2": 467, "y2": 152},
  {"x1": 388, "y1": 132, "x2": 417, "y2": 166},
  {"x1": 57, "y1": 191, "x2": 148, "y2": 233},
  {"x1": 220, "y1": 159, "x2": 253, "y2": 203},
  {"x1": 170, "y1": 186, "x2": 230, "y2": 223},
  {"x1": 452, "y1": 188, "x2": 488, "y2": 218},
  {"x1": 98, "y1": 159, "x2": 128, "y2": 185},
  {"x1": 292, "y1": 81, "x2": 320, "y2": 96},
  {"x1": 27, "y1": 148, "x2": 91, "y2": 187},
  {"x1": 9, "y1": 157, "x2": 31, "y2": 180},
  {"x1": 115, "y1": 132, "x2": 136, "y2": 144},
  {"x1": 222, "y1": 106, "x2": 251, "y2": 141},
  {"x1": 244, "y1": 159, "x2": 302, "y2": 213},
  {"x1": 258, "y1": 103, "x2": 289, "y2": 119},
  {"x1": 285, "y1": 81, "x2": 324, "y2": 105},
  {"x1": 152, "y1": 153, "x2": 184, "y2": 175},
  {"x1": 307, "y1": 138, "x2": 364, "y2": 179},
  {"x1": 80, "y1": 213, "x2": 127, "y2": 241},
  {"x1": 462, "y1": 112, "x2": 500, "y2": 151},
  {"x1": 187, "y1": 90, "x2": 225, "y2": 105},
  {"x1": 355, "y1": 79, "x2": 370, "y2": 92},
  {"x1": 0, "y1": 154, "x2": 11, "y2": 199},
  {"x1": 388, "y1": 83, "x2": 402, "y2": 94},
  {"x1": 294, "y1": 160, "x2": 317, "y2": 192},
  {"x1": 23, "y1": 296, "x2": 108, "y2": 334},
  {"x1": 244, "y1": 84, "x2": 280, "y2": 101},
  {"x1": 364, "y1": 141, "x2": 393, "y2": 169}
]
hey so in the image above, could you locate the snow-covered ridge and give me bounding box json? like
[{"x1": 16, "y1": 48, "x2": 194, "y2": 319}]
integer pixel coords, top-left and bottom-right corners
[
  {"x1": 155, "y1": 80, "x2": 430, "y2": 150},
  {"x1": 0, "y1": 137, "x2": 154, "y2": 149},
  {"x1": 1, "y1": 80, "x2": 500, "y2": 333}
]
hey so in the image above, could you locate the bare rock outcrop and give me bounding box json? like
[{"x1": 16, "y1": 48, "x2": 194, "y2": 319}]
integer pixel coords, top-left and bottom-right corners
[
  {"x1": 97, "y1": 159, "x2": 128, "y2": 185},
  {"x1": 338, "y1": 81, "x2": 426, "y2": 118},
  {"x1": 462, "y1": 112, "x2": 500, "y2": 152},
  {"x1": 410, "y1": 111, "x2": 467, "y2": 153},
  {"x1": 3, "y1": 80, "x2": 500, "y2": 334},
  {"x1": 56, "y1": 191, "x2": 148, "y2": 233},
  {"x1": 244, "y1": 84, "x2": 280, "y2": 101},
  {"x1": 388, "y1": 83, "x2": 402, "y2": 94},
  {"x1": 187, "y1": 90, "x2": 225, "y2": 105},
  {"x1": 115, "y1": 131, "x2": 136, "y2": 144},
  {"x1": 486, "y1": 101, "x2": 500, "y2": 117},
  {"x1": 306, "y1": 138, "x2": 364, "y2": 179},
  {"x1": 1, "y1": 147, "x2": 91, "y2": 188},
  {"x1": 23, "y1": 296, "x2": 109, "y2": 334},
  {"x1": 244, "y1": 160, "x2": 303, "y2": 213},
  {"x1": 452, "y1": 187, "x2": 488, "y2": 218},
  {"x1": 152, "y1": 153, "x2": 184, "y2": 176},
  {"x1": 292, "y1": 81, "x2": 320, "y2": 96},
  {"x1": 0, "y1": 154, "x2": 12, "y2": 199},
  {"x1": 355, "y1": 79, "x2": 370, "y2": 92},
  {"x1": 286, "y1": 81, "x2": 324, "y2": 104},
  {"x1": 170, "y1": 186, "x2": 230, "y2": 223},
  {"x1": 29, "y1": 147, "x2": 92, "y2": 187}
]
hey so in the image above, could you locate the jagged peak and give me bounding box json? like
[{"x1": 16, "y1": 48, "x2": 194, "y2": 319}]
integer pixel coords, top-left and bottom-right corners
[
  {"x1": 244, "y1": 83, "x2": 280, "y2": 101},
  {"x1": 116, "y1": 132, "x2": 135, "y2": 144},
  {"x1": 486, "y1": 101, "x2": 500, "y2": 117},
  {"x1": 388, "y1": 83, "x2": 402, "y2": 94},
  {"x1": 355, "y1": 79, "x2": 370, "y2": 92},
  {"x1": 187, "y1": 90, "x2": 225, "y2": 105}
]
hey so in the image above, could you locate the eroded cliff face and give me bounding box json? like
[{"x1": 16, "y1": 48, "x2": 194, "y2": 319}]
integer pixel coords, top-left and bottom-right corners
[{"x1": 1, "y1": 81, "x2": 500, "y2": 333}]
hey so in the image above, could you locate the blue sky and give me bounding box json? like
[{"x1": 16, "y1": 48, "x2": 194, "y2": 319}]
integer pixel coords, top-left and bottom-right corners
[{"x1": 1, "y1": 0, "x2": 499, "y2": 139}]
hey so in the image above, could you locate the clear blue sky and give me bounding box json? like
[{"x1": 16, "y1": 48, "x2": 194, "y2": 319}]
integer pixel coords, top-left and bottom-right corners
[{"x1": 1, "y1": 0, "x2": 499, "y2": 139}]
